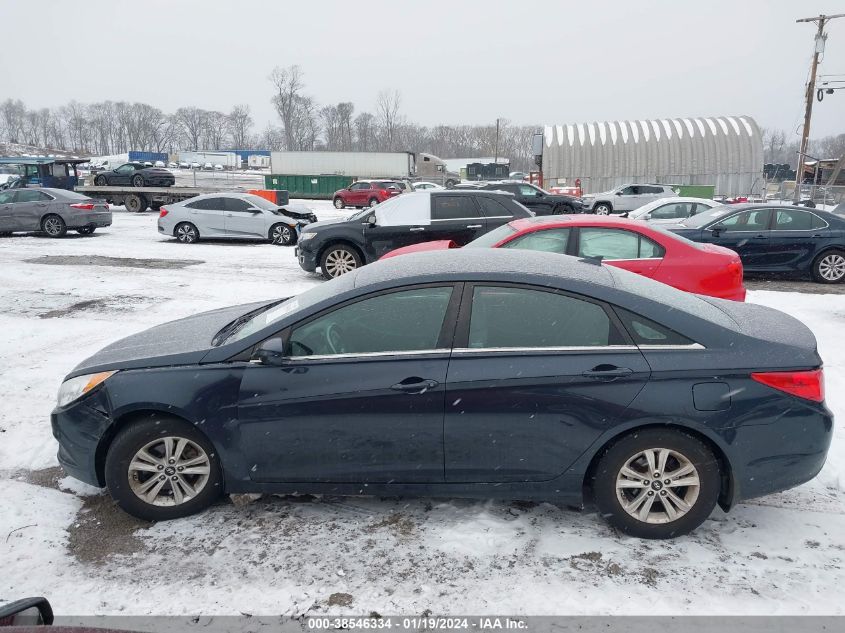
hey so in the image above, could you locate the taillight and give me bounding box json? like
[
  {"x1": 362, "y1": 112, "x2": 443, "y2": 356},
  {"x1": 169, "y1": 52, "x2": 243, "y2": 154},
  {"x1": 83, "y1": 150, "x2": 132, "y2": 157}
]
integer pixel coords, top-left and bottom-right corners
[
  {"x1": 159, "y1": 207, "x2": 169, "y2": 218},
  {"x1": 751, "y1": 369, "x2": 824, "y2": 402},
  {"x1": 70, "y1": 203, "x2": 96, "y2": 210}
]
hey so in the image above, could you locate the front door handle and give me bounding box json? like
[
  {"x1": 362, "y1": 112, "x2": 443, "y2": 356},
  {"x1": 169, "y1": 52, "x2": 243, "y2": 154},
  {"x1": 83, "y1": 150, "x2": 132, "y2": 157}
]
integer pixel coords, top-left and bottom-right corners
[
  {"x1": 751, "y1": 234, "x2": 767, "y2": 240},
  {"x1": 390, "y1": 378, "x2": 439, "y2": 393},
  {"x1": 409, "y1": 227, "x2": 425, "y2": 232},
  {"x1": 582, "y1": 365, "x2": 634, "y2": 381},
  {"x1": 466, "y1": 224, "x2": 483, "y2": 229}
]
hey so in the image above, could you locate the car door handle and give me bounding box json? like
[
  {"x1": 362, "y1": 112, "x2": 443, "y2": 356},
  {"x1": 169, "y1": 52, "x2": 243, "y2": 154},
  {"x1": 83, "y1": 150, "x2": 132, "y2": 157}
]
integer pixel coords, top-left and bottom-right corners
[
  {"x1": 751, "y1": 234, "x2": 767, "y2": 239},
  {"x1": 225, "y1": 213, "x2": 233, "y2": 217},
  {"x1": 390, "y1": 378, "x2": 439, "y2": 393},
  {"x1": 409, "y1": 227, "x2": 425, "y2": 232},
  {"x1": 582, "y1": 366, "x2": 634, "y2": 381},
  {"x1": 812, "y1": 234, "x2": 824, "y2": 238},
  {"x1": 466, "y1": 224, "x2": 483, "y2": 229}
]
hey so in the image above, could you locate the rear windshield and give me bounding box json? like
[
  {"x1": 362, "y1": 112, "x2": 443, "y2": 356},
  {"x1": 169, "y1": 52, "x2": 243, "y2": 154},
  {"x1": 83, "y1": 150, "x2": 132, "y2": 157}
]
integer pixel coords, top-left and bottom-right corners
[
  {"x1": 465, "y1": 223, "x2": 517, "y2": 248},
  {"x1": 679, "y1": 205, "x2": 734, "y2": 228}
]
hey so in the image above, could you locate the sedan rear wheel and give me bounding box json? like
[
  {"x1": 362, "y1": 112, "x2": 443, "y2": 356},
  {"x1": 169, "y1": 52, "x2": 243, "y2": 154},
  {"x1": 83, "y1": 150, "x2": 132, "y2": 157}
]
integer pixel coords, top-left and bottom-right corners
[
  {"x1": 813, "y1": 250, "x2": 845, "y2": 283},
  {"x1": 368, "y1": 198, "x2": 379, "y2": 208},
  {"x1": 321, "y1": 245, "x2": 361, "y2": 279},
  {"x1": 94, "y1": 175, "x2": 107, "y2": 186},
  {"x1": 333, "y1": 197, "x2": 345, "y2": 209},
  {"x1": 105, "y1": 417, "x2": 222, "y2": 521},
  {"x1": 175, "y1": 222, "x2": 199, "y2": 244},
  {"x1": 41, "y1": 214, "x2": 66, "y2": 238},
  {"x1": 592, "y1": 429, "x2": 720, "y2": 539}
]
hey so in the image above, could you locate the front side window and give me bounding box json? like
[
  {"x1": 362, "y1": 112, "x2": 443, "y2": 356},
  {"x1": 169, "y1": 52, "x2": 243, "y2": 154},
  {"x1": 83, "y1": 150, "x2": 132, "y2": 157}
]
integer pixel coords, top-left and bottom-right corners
[
  {"x1": 718, "y1": 209, "x2": 771, "y2": 231},
  {"x1": 432, "y1": 195, "x2": 480, "y2": 220},
  {"x1": 577, "y1": 228, "x2": 663, "y2": 259},
  {"x1": 518, "y1": 185, "x2": 540, "y2": 197},
  {"x1": 289, "y1": 287, "x2": 454, "y2": 357},
  {"x1": 0, "y1": 191, "x2": 16, "y2": 204},
  {"x1": 116, "y1": 164, "x2": 135, "y2": 174},
  {"x1": 224, "y1": 197, "x2": 252, "y2": 212},
  {"x1": 501, "y1": 228, "x2": 570, "y2": 254},
  {"x1": 467, "y1": 286, "x2": 620, "y2": 349}
]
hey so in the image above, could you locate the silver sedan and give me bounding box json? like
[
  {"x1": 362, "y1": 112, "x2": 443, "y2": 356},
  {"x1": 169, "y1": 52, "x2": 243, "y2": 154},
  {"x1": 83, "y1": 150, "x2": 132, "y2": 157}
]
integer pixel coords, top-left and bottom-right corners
[
  {"x1": 0, "y1": 187, "x2": 111, "y2": 237},
  {"x1": 157, "y1": 193, "x2": 316, "y2": 245}
]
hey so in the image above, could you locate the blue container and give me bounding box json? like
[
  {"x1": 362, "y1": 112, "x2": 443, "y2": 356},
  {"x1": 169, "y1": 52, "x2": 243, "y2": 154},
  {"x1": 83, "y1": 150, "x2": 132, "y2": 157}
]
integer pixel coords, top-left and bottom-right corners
[{"x1": 128, "y1": 151, "x2": 168, "y2": 163}]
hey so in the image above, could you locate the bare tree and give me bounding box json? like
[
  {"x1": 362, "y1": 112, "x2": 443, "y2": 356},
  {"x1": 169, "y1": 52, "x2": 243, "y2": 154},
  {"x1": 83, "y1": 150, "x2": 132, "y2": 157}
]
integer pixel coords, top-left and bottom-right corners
[
  {"x1": 354, "y1": 112, "x2": 376, "y2": 151},
  {"x1": 269, "y1": 65, "x2": 304, "y2": 150},
  {"x1": 175, "y1": 107, "x2": 207, "y2": 150},
  {"x1": 320, "y1": 104, "x2": 341, "y2": 150},
  {"x1": 336, "y1": 102, "x2": 355, "y2": 151},
  {"x1": 227, "y1": 105, "x2": 253, "y2": 149},
  {"x1": 376, "y1": 89, "x2": 402, "y2": 150},
  {"x1": 204, "y1": 111, "x2": 229, "y2": 150}
]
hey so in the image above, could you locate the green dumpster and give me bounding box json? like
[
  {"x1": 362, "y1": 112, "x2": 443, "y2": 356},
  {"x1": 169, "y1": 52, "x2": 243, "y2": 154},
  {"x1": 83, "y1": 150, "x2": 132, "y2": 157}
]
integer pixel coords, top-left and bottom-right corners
[
  {"x1": 675, "y1": 184, "x2": 715, "y2": 199},
  {"x1": 264, "y1": 174, "x2": 354, "y2": 200}
]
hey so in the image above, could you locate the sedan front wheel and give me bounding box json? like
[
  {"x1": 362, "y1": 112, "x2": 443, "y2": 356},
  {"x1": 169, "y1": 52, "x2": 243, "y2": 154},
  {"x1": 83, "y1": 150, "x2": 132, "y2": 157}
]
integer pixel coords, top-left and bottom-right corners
[
  {"x1": 592, "y1": 428, "x2": 720, "y2": 539},
  {"x1": 270, "y1": 223, "x2": 295, "y2": 246},
  {"x1": 105, "y1": 417, "x2": 222, "y2": 521},
  {"x1": 320, "y1": 245, "x2": 362, "y2": 279}
]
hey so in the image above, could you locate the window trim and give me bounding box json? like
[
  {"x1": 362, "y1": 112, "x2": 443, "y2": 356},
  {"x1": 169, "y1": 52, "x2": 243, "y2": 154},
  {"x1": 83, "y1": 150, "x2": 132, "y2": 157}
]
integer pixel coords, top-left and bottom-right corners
[
  {"x1": 573, "y1": 227, "x2": 666, "y2": 260},
  {"x1": 254, "y1": 282, "x2": 464, "y2": 361},
  {"x1": 499, "y1": 226, "x2": 574, "y2": 254},
  {"x1": 704, "y1": 208, "x2": 773, "y2": 232},
  {"x1": 770, "y1": 208, "x2": 829, "y2": 232},
  {"x1": 452, "y1": 282, "x2": 633, "y2": 351}
]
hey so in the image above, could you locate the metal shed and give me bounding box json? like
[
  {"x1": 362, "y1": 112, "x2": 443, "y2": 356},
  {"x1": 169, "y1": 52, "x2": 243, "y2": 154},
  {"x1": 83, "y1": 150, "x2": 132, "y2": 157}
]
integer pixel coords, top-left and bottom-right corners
[{"x1": 542, "y1": 115, "x2": 764, "y2": 196}]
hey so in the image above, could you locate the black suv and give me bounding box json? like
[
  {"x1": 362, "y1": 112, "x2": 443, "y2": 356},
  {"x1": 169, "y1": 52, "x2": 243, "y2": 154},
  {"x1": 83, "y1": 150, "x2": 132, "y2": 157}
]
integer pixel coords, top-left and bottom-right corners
[
  {"x1": 296, "y1": 190, "x2": 533, "y2": 278},
  {"x1": 455, "y1": 181, "x2": 585, "y2": 215}
]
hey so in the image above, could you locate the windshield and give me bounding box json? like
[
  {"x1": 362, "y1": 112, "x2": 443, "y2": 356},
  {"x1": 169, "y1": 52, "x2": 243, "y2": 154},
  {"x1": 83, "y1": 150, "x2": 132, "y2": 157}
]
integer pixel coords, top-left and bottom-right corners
[
  {"x1": 679, "y1": 204, "x2": 734, "y2": 228},
  {"x1": 245, "y1": 194, "x2": 280, "y2": 211},
  {"x1": 464, "y1": 223, "x2": 517, "y2": 248}
]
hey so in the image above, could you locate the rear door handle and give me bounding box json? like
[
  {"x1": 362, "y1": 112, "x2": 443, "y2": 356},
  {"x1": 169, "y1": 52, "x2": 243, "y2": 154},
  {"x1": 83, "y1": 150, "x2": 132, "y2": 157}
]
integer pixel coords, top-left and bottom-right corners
[
  {"x1": 751, "y1": 234, "x2": 767, "y2": 239},
  {"x1": 582, "y1": 366, "x2": 634, "y2": 381},
  {"x1": 409, "y1": 227, "x2": 425, "y2": 232},
  {"x1": 466, "y1": 224, "x2": 483, "y2": 229},
  {"x1": 390, "y1": 378, "x2": 439, "y2": 393}
]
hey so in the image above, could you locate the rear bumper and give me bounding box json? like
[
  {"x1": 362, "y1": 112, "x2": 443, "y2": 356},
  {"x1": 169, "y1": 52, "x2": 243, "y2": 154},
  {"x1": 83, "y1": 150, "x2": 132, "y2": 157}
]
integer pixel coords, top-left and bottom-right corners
[{"x1": 68, "y1": 212, "x2": 112, "y2": 229}]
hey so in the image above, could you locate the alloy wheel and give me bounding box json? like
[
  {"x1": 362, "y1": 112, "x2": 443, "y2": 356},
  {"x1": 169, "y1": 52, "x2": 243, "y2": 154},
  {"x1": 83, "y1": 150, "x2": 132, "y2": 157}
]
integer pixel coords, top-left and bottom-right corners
[
  {"x1": 333, "y1": 198, "x2": 344, "y2": 209},
  {"x1": 272, "y1": 225, "x2": 292, "y2": 245},
  {"x1": 127, "y1": 436, "x2": 211, "y2": 507},
  {"x1": 615, "y1": 447, "x2": 701, "y2": 524},
  {"x1": 176, "y1": 224, "x2": 197, "y2": 243},
  {"x1": 43, "y1": 217, "x2": 63, "y2": 236},
  {"x1": 595, "y1": 205, "x2": 611, "y2": 215},
  {"x1": 818, "y1": 254, "x2": 845, "y2": 281},
  {"x1": 324, "y1": 249, "x2": 358, "y2": 277}
]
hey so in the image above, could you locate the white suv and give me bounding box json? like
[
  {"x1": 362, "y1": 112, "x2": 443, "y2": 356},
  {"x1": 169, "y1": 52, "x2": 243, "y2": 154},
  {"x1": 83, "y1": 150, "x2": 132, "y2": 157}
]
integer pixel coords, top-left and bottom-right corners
[{"x1": 583, "y1": 184, "x2": 676, "y2": 214}]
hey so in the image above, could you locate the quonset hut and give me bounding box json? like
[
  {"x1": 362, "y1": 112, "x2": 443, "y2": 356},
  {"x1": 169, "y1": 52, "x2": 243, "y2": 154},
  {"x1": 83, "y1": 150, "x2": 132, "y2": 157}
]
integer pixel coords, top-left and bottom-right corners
[{"x1": 542, "y1": 115, "x2": 764, "y2": 196}]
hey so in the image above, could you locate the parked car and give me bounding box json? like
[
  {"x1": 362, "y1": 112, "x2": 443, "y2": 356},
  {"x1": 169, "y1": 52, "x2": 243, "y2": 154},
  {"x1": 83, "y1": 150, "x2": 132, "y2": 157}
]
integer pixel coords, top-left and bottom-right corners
[
  {"x1": 143, "y1": 161, "x2": 153, "y2": 167},
  {"x1": 412, "y1": 181, "x2": 445, "y2": 191},
  {"x1": 382, "y1": 215, "x2": 745, "y2": 301},
  {"x1": 665, "y1": 204, "x2": 845, "y2": 283},
  {"x1": 549, "y1": 184, "x2": 581, "y2": 197},
  {"x1": 509, "y1": 171, "x2": 528, "y2": 180},
  {"x1": 214, "y1": 164, "x2": 224, "y2": 171},
  {"x1": 332, "y1": 180, "x2": 402, "y2": 209},
  {"x1": 52, "y1": 248, "x2": 831, "y2": 538},
  {"x1": 471, "y1": 181, "x2": 585, "y2": 215},
  {"x1": 154, "y1": 160, "x2": 166, "y2": 168},
  {"x1": 582, "y1": 184, "x2": 676, "y2": 214},
  {"x1": 190, "y1": 162, "x2": 201, "y2": 170},
  {"x1": 93, "y1": 162, "x2": 175, "y2": 188},
  {"x1": 168, "y1": 162, "x2": 179, "y2": 169},
  {"x1": 202, "y1": 162, "x2": 214, "y2": 171},
  {"x1": 298, "y1": 190, "x2": 533, "y2": 279},
  {"x1": 0, "y1": 188, "x2": 111, "y2": 237},
  {"x1": 626, "y1": 197, "x2": 719, "y2": 223},
  {"x1": 157, "y1": 193, "x2": 316, "y2": 245}
]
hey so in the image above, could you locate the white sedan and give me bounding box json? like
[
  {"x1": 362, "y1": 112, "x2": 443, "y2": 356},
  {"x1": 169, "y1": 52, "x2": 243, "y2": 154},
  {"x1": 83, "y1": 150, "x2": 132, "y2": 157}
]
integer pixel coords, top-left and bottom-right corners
[
  {"x1": 412, "y1": 181, "x2": 444, "y2": 191},
  {"x1": 626, "y1": 197, "x2": 720, "y2": 223}
]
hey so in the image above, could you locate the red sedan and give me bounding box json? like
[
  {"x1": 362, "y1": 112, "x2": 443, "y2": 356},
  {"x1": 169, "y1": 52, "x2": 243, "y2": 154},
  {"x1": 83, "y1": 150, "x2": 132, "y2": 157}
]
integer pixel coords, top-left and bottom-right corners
[{"x1": 381, "y1": 216, "x2": 746, "y2": 301}]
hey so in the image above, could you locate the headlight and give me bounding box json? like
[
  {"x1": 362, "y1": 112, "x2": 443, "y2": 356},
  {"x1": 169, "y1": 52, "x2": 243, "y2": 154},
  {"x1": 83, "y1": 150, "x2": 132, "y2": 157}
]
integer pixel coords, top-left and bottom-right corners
[
  {"x1": 57, "y1": 371, "x2": 116, "y2": 408},
  {"x1": 299, "y1": 232, "x2": 316, "y2": 241}
]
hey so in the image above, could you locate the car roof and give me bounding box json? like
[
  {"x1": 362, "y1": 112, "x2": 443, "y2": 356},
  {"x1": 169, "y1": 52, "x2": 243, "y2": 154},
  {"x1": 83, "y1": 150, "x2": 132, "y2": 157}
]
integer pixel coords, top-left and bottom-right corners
[{"x1": 507, "y1": 215, "x2": 663, "y2": 232}]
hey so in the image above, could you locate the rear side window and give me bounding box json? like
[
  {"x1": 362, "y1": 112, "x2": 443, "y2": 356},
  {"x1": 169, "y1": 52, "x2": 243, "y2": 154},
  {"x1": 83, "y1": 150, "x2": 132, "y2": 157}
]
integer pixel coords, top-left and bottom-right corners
[
  {"x1": 614, "y1": 307, "x2": 695, "y2": 346},
  {"x1": 476, "y1": 196, "x2": 513, "y2": 218},
  {"x1": 501, "y1": 228, "x2": 571, "y2": 254},
  {"x1": 432, "y1": 195, "x2": 480, "y2": 220},
  {"x1": 467, "y1": 286, "x2": 622, "y2": 349},
  {"x1": 773, "y1": 209, "x2": 815, "y2": 231},
  {"x1": 16, "y1": 190, "x2": 52, "y2": 202}
]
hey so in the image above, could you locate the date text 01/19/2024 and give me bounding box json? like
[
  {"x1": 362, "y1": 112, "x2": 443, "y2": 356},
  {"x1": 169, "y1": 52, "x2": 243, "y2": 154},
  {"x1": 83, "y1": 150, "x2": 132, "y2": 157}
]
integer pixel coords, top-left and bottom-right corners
[{"x1": 306, "y1": 617, "x2": 528, "y2": 630}]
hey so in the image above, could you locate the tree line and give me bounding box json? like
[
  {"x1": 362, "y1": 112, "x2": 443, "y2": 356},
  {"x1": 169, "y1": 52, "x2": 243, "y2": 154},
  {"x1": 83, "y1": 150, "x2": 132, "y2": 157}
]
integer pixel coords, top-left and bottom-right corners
[
  {"x1": 0, "y1": 65, "x2": 538, "y2": 170},
  {"x1": 761, "y1": 127, "x2": 845, "y2": 167}
]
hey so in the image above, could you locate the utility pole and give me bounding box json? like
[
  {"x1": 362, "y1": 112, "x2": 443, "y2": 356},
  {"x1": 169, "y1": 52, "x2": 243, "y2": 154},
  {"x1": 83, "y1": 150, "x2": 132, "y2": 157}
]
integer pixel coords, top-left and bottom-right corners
[{"x1": 793, "y1": 13, "x2": 845, "y2": 203}]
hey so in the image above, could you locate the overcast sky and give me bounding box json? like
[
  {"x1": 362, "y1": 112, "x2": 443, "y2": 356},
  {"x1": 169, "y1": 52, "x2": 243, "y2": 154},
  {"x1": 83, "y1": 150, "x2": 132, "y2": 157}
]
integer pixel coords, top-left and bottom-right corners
[{"x1": 1, "y1": 0, "x2": 843, "y2": 140}]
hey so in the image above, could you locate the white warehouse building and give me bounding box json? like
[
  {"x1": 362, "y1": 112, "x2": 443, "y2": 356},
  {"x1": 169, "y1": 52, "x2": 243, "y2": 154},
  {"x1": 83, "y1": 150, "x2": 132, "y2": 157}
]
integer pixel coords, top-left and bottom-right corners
[{"x1": 542, "y1": 115, "x2": 764, "y2": 196}]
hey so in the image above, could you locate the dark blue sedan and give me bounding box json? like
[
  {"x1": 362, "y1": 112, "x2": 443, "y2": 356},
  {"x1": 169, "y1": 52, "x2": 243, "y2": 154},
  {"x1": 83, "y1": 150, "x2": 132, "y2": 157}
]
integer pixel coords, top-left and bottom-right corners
[
  {"x1": 51, "y1": 250, "x2": 832, "y2": 539},
  {"x1": 665, "y1": 203, "x2": 845, "y2": 283}
]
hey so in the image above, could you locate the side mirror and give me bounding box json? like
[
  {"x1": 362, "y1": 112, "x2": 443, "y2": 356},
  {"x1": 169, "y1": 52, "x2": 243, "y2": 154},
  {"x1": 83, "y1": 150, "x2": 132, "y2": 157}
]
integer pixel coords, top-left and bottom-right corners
[
  {"x1": 615, "y1": 191, "x2": 623, "y2": 196},
  {"x1": 247, "y1": 208, "x2": 261, "y2": 213},
  {"x1": 0, "y1": 597, "x2": 54, "y2": 626},
  {"x1": 364, "y1": 214, "x2": 377, "y2": 226},
  {"x1": 252, "y1": 338, "x2": 286, "y2": 367},
  {"x1": 710, "y1": 224, "x2": 726, "y2": 236}
]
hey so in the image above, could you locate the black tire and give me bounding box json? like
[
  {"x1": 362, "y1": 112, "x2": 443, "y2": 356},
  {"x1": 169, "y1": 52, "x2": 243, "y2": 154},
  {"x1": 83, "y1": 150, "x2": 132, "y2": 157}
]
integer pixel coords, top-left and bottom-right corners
[
  {"x1": 77, "y1": 226, "x2": 95, "y2": 235},
  {"x1": 553, "y1": 204, "x2": 574, "y2": 215},
  {"x1": 269, "y1": 223, "x2": 296, "y2": 246},
  {"x1": 175, "y1": 222, "x2": 199, "y2": 244},
  {"x1": 594, "y1": 202, "x2": 612, "y2": 215},
  {"x1": 94, "y1": 175, "x2": 107, "y2": 186},
  {"x1": 591, "y1": 428, "x2": 720, "y2": 539},
  {"x1": 333, "y1": 197, "x2": 345, "y2": 209},
  {"x1": 132, "y1": 174, "x2": 146, "y2": 187},
  {"x1": 41, "y1": 214, "x2": 66, "y2": 238},
  {"x1": 151, "y1": 202, "x2": 163, "y2": 212},
  {"x1": 320, "y1": 244, "x2": 362, "y2": 279},
  {"x1": 104, "y1": 416, "x2": 222, "y2": 521},
  {"x1": 0, "y1": 231, "x2": 13, "y2": 237},
  {"x1": 125, "y1": 193, "x2": 147, "y2": 213},
  {"x1": 812, "y1": 249, "x2": 845, "y2": 283},
  {"x1": 367, "y1": 197, "x2": 379, "y2": 208}
]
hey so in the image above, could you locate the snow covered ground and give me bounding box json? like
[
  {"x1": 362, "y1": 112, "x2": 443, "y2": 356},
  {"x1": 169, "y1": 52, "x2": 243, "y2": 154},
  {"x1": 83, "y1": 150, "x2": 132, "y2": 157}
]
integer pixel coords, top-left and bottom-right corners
[{"x1": 0, "y1": 202, "x2": 843, "y2": 616}]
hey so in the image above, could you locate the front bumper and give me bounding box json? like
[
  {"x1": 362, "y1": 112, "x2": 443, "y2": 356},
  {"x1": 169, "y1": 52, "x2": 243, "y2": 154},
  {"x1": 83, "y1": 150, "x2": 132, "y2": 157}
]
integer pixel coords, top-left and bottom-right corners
[
  {"x1": 51, "y1": 389, "x2": 113, "y2": 488},
  {"x1": 295, "y1": 243, "x2": 319, "y2": 272}
]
